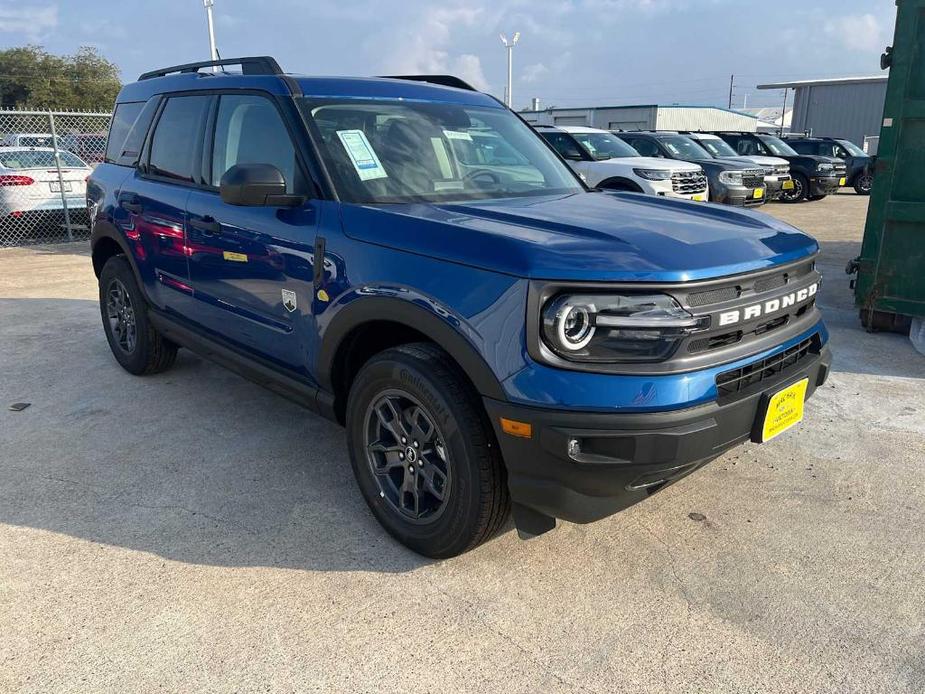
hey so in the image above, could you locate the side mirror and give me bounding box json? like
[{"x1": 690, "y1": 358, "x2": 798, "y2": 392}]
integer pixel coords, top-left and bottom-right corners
[
  {"x1": 562, "y1": 148, "x2": 584, "y2": 161},
  {"x1": 219, "y1": 163, "x2": 302, "y2": 207}
]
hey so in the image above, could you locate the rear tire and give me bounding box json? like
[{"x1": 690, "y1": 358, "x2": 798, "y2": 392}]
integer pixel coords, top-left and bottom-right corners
[
  {"x1": 780, "y1": 173, "x2": 809, "y2": 203},
  {"x1": 99, "y1": 255, "x2": 177, "y2": 375},
  {"x1": 345, "y1": 343, "x2": 509, "y2": 558}
]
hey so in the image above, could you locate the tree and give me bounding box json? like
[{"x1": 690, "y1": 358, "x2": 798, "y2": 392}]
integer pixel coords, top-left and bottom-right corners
[{"x1": 0, "y1": 45, "x2": 121, "y2": 111}]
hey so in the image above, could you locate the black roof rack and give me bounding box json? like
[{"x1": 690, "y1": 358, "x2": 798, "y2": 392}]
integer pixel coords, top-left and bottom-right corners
[
  {"x1": 139, "y1": 56, "x2": 283, "y2": 81},
  {"x1": 379, "y1": 75, "x2": 477, "y2": 92}
]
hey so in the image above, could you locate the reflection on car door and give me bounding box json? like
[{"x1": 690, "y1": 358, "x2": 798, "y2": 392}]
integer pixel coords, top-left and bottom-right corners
[{"x1": 184, "y1": 93, "x2": 320, "y2": 376}]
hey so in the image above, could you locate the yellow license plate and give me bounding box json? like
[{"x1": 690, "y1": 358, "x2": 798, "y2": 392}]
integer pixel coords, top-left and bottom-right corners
[
  {"x1": 782, "y1": 180, "x2": 795, "y2": 190},
  {"x1": 760, "y1": 379, "x2": 809, "y2": 443},
  {"x1": 753, "y1": 188, "x2": 764, "y2": 199},
  {"x1": 839, "y1": 177, "x2": 847, "y2": 186},
  {"x1": 691, "y1": 193, "x2": 706, "y2": 202}
]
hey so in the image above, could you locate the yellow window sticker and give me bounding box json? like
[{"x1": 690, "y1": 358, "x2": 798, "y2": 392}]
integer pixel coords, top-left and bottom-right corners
[
  {"x1": 223, "y1": 251, "x2": 248, "y2": 262},
  {"x1": 336, "y1": 129, "x2": 388, "y2": 181}
]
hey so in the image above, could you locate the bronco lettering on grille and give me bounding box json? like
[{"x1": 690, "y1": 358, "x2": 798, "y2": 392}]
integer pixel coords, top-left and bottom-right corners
[{"x1": 718, "y1": 282, "x2": 818, "y2": 327}]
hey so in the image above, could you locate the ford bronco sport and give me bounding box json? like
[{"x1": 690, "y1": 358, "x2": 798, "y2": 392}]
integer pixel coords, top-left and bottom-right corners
[{"x1": 89, "y1": 57, "x2": 831, "y2": 558}]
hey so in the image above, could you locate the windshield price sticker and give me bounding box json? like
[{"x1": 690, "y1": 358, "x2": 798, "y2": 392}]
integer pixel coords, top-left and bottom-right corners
[
  {"x1": 443, "y1": 130, "x2": 473, "y2": 141},
  {"x1": 336, "y1": 130, "x2": 388, "y2": 181}
]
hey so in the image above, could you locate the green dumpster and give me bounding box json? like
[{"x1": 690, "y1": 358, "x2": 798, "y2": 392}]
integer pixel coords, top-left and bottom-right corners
[{"x1": 853, "y1": 0, "x2": 925, "y2": 331}]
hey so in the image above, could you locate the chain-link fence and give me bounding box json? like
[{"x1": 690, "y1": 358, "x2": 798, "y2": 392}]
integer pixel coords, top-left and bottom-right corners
[{"x1": 0, "y1": 110, "x2": 111, "y2": 247}]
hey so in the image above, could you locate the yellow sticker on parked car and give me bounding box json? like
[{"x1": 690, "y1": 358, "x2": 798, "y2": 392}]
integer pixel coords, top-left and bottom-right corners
[
  {"x1": 760, "y1": 379, "x2": 809, "y2": 443},
  {"x1": 223, "y1": 251, "x2": 248, "y2": 263},
  {"x1": 753, "y1": 188, "x2": 764, "y2": 199},
  {"x1": 839, "y1": 177, "x2": 847, "y2": 186},
  {"x1": 782, "y1": 180, "x2": 795, "y2": 190},
  {"x1": 691, "y1": 193, "x2": 707, "y2": 202}
]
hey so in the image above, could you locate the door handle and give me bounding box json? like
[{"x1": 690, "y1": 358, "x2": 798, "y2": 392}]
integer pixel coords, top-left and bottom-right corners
[
  {"x1": 121, "y1": 198, "x2": 143, "y2": 214},
  {"x1": 189, "y1": 216, "x2": 221, "y2": 235}
]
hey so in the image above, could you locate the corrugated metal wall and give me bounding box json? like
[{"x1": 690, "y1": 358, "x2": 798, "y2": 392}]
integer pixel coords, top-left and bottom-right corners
[
  {"x1": 790, "y1": 82, "x2": 888, "y2": 146},
  {"x1": 655, "y1": 107, "x2": 758, "y2": 132}
]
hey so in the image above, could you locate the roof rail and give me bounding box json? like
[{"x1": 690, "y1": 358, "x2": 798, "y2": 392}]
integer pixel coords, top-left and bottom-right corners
[
  {"x1": 379, "y1": 75, "x2": 478, "y2": 92},
  {"x1": 139, "y1": 56, "x2": 283, "y2": 81}
]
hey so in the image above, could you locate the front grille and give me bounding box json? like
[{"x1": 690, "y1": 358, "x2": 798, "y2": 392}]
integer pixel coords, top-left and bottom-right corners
[
  {"x1": 715, "y1": 336, "x2": 818, "y2": 401},
  {"x1": 688, "y1": 285, "x2": 740, "y2": 307},
  {"x1": 753, "y1": 272, "x2": 788, "y2": 293},
  {"x1": 741, "y1": 169, "x2": 765, "y2": 188},
  {"x1": 671, "y1": 170, "x2": 708, "y2": 195},
  {"x1": 833, "y1": 163, "x2": 848, "y2": 176}
]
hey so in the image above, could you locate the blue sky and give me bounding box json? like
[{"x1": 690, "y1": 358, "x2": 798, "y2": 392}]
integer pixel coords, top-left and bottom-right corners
[{"x1": 0, "y1": 0, "x2": 898, "y2": 110}]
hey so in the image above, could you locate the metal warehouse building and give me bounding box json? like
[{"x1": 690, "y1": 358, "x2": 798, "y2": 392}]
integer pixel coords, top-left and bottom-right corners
[
  {"x1": 519, "y1": 104, "x2": 758, "y2": 132},
  {"x1": 757, "y1": 76, "x2": 888, "y2": 148}
]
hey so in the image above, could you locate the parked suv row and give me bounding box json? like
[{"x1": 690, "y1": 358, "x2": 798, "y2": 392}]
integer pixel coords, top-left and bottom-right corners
[
  {"x1": 712, "y1": 132, "x2": 847, "y2": 203},
  {"x1": 783, "y1": 135, "x2": 875, "y2": 195},
  {"x1": 681, "y1": 132, "x2": 793, "y2": 201},
  {"x1": 89, "y1": 57, "x2": 830, "y2": 557},
  {"x1": 534, "y1": 125, "x2": 708, "y2": 200},
  {"x1": 614, "y1": 131, "x2": 768, "y2": 207}
]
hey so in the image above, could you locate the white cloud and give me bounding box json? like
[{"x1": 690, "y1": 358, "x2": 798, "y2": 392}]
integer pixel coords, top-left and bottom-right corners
[
  {"x1": 522, "y1": 62, "x2": 549, "y2": 83},
  {"x1": 824, "y1": 13, "x2": 885, "y2": 52},
  {"x1": 452, "y1": 53, "x2": 490, "y2": 90},
  {"x1": 0, "y1": 4, "x2": 57, "y2": 38}
]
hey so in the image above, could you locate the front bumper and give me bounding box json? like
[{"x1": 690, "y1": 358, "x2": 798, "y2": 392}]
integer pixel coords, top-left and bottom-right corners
[
  {"x1": 809, "y1": 175, "x2": 841, "y2": 196},
  {"x1": 764, "y1": 176, "x2": 791, "y2": 200},
  {"x1": 486, "y1": 344, "x2": 831, "y2": 528},
  {"x1": 716, "y1": 184, "x2": 767, "y2": 207}
]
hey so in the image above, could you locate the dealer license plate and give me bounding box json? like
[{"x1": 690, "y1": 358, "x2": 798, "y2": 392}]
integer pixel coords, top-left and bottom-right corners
[
  {"x1": 782, "y1": 180, "x2": 795, "y2": 190},
  {"x1": 49, "y1": 181, "x2": 72, "y2": 193},
  {"x1": 753, "y1": 188, "x2": 764, "y2": 200},
  {"x1": 839, "y1": 177, "x2": 847, "y2": 186},
  {"x1": 691, "y1": 193, "x2": 707, "y2": 202},
  {"x1": 758, "y1": 378, "x2": 809, "y2": 443}
]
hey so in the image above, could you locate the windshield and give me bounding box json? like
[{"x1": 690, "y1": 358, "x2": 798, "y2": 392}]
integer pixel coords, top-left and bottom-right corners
[
  {"x1": 837, "y1": 139, "x2": 868, "y2": 157},
  {"x1": 659, "y1": 135, "x2": 711, "y2": 161},
  {"x1": 757, "y1": 135, "x2": 798, "y2": 156},
  {"x1": 298, "y1": 99, "x2": 583, "y2": 204},
  {"x1": 0, "y1": 150, "x2": 86, "y2": 169},
  {"x1": 569, "y1": 132, "x2": 639, "y2": 160},
  {"x1": 694, "y1": 137, "x2": 737, "y2": 158}
]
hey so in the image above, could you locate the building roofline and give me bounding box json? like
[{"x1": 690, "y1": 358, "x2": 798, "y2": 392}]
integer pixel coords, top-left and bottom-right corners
[
  {"x1": 518, "y1": 103, "x2": 757, "y2": 118},
  {"x1": 757, "y1": 75, "x2": 888, "y2": 90}
]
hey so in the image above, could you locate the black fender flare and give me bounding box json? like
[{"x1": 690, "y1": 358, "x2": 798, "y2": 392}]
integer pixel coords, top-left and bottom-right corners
[
  {"x1": 597, "y1": 177, "x2": 644, "y2": 193},
  {"x1": 90, "y1": 221, "x2": 158, "y2": 306},
  {"x1": 317, "y1": 294, "x2": 507, "y2": 402}
]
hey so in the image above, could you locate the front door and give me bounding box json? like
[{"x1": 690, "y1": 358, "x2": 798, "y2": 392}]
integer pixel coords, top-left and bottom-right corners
[{"x1": 184, "y1": 93, "x2": 320, "y2": 376}]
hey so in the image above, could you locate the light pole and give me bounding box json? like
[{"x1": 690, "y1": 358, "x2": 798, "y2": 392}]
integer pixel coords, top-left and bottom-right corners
[
  {"x1": 499, "y1": 32, "x2": 520, "y2": 108},
  {"x1": 204, "y1": 0, "x2": 218, "y2": 68}
]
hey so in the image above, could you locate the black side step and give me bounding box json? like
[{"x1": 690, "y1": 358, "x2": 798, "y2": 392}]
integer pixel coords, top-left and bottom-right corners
[{"x1": 148, "y1": 310, "x2": 337, "y2": 422}]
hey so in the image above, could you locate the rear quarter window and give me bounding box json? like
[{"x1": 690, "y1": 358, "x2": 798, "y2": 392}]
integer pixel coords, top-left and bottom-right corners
[{"x1": 105, "y1": 99, "x2": 159, "y2": 167}]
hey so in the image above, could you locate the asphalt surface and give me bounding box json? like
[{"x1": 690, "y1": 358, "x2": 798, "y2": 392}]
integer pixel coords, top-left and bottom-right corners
[{"x1": 1, "y1": 192, "x2": 923, "y2": 693}]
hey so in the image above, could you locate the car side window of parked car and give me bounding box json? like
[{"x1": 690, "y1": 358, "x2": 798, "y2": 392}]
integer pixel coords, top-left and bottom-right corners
[
  {"x1": 540, "y1": 132, "x2": 586, "y2": 160},
  {"x1": 210, "y1": 94, "x2": 301, "y2": 193},
  {"x1": 626, "y1": 137, "x2": 659, "y2": 158},
  {"x1": 147, "y1": 95, "x2": 210, "y2": 183}
]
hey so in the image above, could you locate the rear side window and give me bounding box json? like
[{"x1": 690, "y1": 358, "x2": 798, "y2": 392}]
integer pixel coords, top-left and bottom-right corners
[
  {"x1": 105, "y1": 102, "x2": 144, "y2": 163},
  {"x1": 148, "y1": 95, "x2": 210, "y2": 182},
  {"x1": 210, "y1": 94, "x2": 300, "y2": 192}
]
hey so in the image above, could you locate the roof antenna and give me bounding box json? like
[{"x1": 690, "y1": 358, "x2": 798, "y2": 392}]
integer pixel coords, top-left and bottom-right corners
[{"x1": 214, "y1": 48, "x2": 227, "y2": 74}]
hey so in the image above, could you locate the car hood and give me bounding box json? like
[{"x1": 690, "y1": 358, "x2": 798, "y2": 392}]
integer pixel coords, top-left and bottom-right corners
[
  {"x1": 603, "y1": 156, "x2": 701, "y2": 172},
  {"x1": 341, "y1": 191, "x2": 818, "y2": 283},
  {"x1": 734, "y1": 155, "x2": 789, "y2": 168}
]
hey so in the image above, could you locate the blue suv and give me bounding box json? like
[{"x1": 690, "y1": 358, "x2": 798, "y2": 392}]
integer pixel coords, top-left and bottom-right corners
[{"x1": 89, "y1": 57, "x2": 831, "y2": 557}]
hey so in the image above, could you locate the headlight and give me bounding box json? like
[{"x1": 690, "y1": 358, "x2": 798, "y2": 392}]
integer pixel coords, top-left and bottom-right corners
[
  {"x1": 762, "y1": 166, "x2": 776, "y2": 175},
  {"x1": 541, "y1": 293, "x2": 708, "y2": 363},
  {"x1": 633, "y1": 168, "x2": 673, "y2": 181},
  {"x1": 718, "y1": 170, "x2": 744, "y2": 185},
  {"x1": 816, "y1": 162, "x2": 834, "y2": 172}
]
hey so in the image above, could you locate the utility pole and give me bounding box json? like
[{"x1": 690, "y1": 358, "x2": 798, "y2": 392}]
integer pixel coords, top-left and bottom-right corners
[
  {"x1": 780, "y1": 87, "x2": 789, "y2": 136},
  {"x1": 204, "y1": 0, "x2": 218, "y2": 69},
  {"x1": 499, "y1": 32, "x2": 520, "y2": 108},
  {"x1": 727, "y1": 74, "x2": 735, "y2": 109}
]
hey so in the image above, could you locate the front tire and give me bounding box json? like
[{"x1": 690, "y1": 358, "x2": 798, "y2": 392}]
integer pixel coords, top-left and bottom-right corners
[
  {"x1": 780, "y1": 173, "x2": 809, "y2": 203},
  {"x1": 346, "y1": 343, "x2": 509, "y2": 558},
  {"x1": 99, "y1": 255, "x2": 177, "y2": 375},
  {"x1": 854, "y1": 173, "x2": 873, "y2": 195}
]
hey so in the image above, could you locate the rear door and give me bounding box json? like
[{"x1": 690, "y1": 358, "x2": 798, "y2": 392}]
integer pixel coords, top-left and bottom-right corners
[
  {"x1": 114, "y1": 95, "x2": 210, "y2": 311},
  {"x1": 184, "y1": 92, "x2": 320, "y2": 375}
]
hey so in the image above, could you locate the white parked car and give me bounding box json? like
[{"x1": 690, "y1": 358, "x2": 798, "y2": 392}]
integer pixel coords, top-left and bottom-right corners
[
  {"x1": 1, "y1": 133, "x2": 58, "y2": 148},
  {"x1": 0, "y1": 147, "x2": 91, "y2": 219},
  {"x1": 535, "y1": 125, "x2": 709, "y2": 201},
  {"x1": 683, "y1": 132, "x2": 793, "y2": 200}
]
